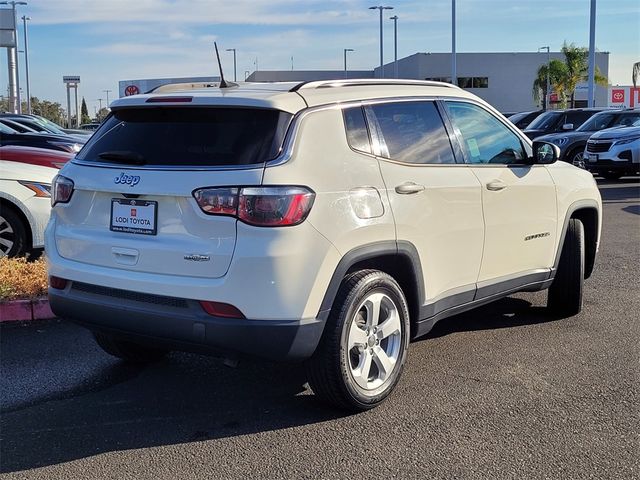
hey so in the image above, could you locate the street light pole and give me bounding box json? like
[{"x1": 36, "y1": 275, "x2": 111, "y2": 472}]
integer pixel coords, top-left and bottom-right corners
[
  {"x1": 226, "y1": 48, "x2": 237, "y2": 82},
  {"x1": 369, "y1": 5, "x2": 393, "y2": 79},
  {"x1": 390, "y1": 15, "x2": 398, "y2": 78},
  {"x1": 343, "y1": 48, "x2": 354, "y2": 79},
  {"x1": 587, "y1": 0, "x2": 597, "y2": 107},
  {"x1": 103, "y1": 89, "x2": 112, "y2": 107},
  {"x1": 539, "y1": 46, "x2": 550, "y2": 109},
  {"x1": 1, "y1": 1, "x2": 27, "y2": 113},
  {"x1": 451, "y1": 0, "x2": 456, "y2": 85},
  {"x1": 21, "y1": 14, "x2": 30, "y2": 114}
]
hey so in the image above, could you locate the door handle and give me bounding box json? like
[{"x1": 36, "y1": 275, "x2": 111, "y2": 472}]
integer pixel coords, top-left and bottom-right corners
[
  {"x1": 395, "y1": 182, "x2": 425, "y2": 194},
  {"x1": 486, "y1": 180, "x2": 507, "y2": 191}
]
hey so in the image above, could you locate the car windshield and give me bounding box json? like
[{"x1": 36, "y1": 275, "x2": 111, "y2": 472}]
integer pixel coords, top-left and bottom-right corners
[
  {"x1": 34, "y1": 117, "x2": 67, "y2": 135},
  {"x1": 577, "y1": 112, "x2": 640, "y2": 131},
  {"x1": 526, "y1": 111, "x2": 561, "y2": 130},
  {"x1": 76, "y1": 107, "x2": 292, "y2": 167},
  {"x1": 0, "y1": 122, "x2": 17, "y2": 134},
  {"x1": 507, "y1": 111, "x2": 530, "y2": 123}
]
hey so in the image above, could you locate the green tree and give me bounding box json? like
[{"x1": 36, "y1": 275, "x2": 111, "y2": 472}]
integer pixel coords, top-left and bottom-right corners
[
  {"x1": 560, "y1": 42, "x2": 608, "y2": 108},
  {"x1": 96, "y1": 107, "x2": 110, "y2": 122},
  {"x1": 533, "y1": 59, "x2": 569, "y2": 109},
  {"x1": 80, "y1": 97, "x2": 91, "y2": 124},
  {"x1": 633, "y1": 61, "x2": 640, "y2": 87},
  {"x1": 532, "y1": 42, "x2": 608, "y2": 109}
]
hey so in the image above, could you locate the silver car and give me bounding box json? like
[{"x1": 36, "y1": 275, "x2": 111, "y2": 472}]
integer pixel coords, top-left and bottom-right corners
[{"x1": 585, "y1": 124, "x2": 640, "y2": 180}]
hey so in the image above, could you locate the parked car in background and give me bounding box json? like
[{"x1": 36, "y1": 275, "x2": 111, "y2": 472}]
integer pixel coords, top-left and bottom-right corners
[
  {"x1": 585, "y1": 125, "x2": 640, "y2": 180},
  {"x1": 0, "y1": 117, "x2": 39, "y2": 133},
  {"x1": 0, "y1": 122, "x2": 84, "y2": 153},
  {"x1": 0, "y1": 146, "x2": 72, "y2": 169},
  {"x1": 523, "y1": 108, "x2": 604, "y2": 140},
  {"x1": 0, "y1": 160, "x2": 57, "y2": 258},
  {"x1": 534, "y1": 109, "x2": 640, "y2": 165},
  {"x1": 0, "y1": 114, "x2": 90, "y2": 139},
  {"x1": 508, "y1": 110, "x2": 544, "y2": 130},
  {"x1": 47, "y1": 79, "x2": 602, "y2": 411}
]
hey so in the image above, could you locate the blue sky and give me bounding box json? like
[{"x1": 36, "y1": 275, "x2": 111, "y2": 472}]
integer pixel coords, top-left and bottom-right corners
[{"x1": 2, "y1": 0, "x2": 639, "y2": 114}]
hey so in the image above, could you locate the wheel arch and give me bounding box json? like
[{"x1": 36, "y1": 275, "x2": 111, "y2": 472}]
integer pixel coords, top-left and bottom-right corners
[
  {"x1": 317, "y1": 241, "x2": 424, "y2": 335},
  {"x1": 0, "y1": 197, "x2": 33, "y2": 252},
  {"x1": 554, "y1": 200, "x2": 600, "y2": 279}
]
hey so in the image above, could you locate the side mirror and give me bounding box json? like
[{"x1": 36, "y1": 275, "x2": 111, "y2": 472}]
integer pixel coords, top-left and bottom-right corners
[
  {"x1": 532, "y1": 141, "x2": 560, "y2": 164},
  {"x1": 562, "y1": 123, "x2": 574, "y2": 131}
]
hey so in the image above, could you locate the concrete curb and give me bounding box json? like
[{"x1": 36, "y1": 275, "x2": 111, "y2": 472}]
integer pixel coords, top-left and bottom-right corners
[{"x1": 0, "y1": 297, "x2": 55, "y2": 323}]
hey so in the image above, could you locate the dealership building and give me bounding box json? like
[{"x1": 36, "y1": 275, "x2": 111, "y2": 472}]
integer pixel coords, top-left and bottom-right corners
[
  {"x1": 119, "y1": 51, "x2": 611, "y2": 113},
  {"x1": 247, "y1": 51, "x2": 610, "y2": 112}
]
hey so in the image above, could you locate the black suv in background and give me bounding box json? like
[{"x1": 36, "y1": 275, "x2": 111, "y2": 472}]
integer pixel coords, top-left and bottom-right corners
[
  {"x1": 535, "y1": 109, "x2": 640, "y2": 164},
  {"x1": 523, "y1": 108, "x2": 604, "y2": 140},
  {"x1": 507, "y1": 110, "x2": 544, "y2": 130}
]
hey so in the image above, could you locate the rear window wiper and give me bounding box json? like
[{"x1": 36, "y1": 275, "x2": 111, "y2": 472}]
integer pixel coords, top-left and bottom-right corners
[{"x1": 98, "y1": 151, "x2": 146, "y2": 165}]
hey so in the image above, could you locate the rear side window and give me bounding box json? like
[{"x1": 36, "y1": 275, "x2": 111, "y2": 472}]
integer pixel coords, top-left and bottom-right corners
[
  {"x1": 343, "y1": 107, "x2": 372, "y2": 154},
  {"x1": 369, "y1": 101, "x2": 456, "y2": 164},
  {"x1": 76, "y1": 107, "x2": 292, "y2": 167}
]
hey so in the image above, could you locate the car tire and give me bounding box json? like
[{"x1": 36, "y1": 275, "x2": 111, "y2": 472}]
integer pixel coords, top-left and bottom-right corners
[
  {"x1": 567, "y1": 146, "x2": 585, "y2": 166},
  {"x1": 547, "y1": 218, "x2": 584, "y2": 317},
  {"x1": 0, "y1": 205, "x2": 28, "y2": 258},
  {"x1": 306, "y1": 269, "x2": 410, "y2": 411},
  {"x1": 93, "y1": 332, "x2": 169, "y2": 363},
  {"x1": 600, "y1": 171, "x2": 623, "y2": 181}
]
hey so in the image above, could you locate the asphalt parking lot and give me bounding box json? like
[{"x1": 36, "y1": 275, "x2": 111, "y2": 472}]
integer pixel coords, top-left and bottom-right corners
[{"x1": 1, "y1": 178, "x2": 638, "y2": 479}]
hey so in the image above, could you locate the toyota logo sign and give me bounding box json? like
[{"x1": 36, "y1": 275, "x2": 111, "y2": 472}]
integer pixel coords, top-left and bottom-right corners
[{"x1": 124, "y1": 85, "x2": 140, "y2": 96}]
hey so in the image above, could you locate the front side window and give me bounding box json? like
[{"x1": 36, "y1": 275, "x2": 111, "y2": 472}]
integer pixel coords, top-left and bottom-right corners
[
  {"x1": 445, "y1": 101, "x2": 526, "y2": 165},
  {"x1": 368, "y1": 101, "x2": 456, "y2": 165}
]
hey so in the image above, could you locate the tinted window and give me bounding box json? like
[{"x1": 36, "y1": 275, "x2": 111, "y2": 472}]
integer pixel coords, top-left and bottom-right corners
[
  {"x1": 445, "y1": 101, "x2": 526, "y2": 165},
  {"x1": 566, "y1": 111, "x2": 597, "y2": 128},
  {"x1": 369, "y1": 101, "x2": 456, "y2": 164},
  {"x1": 527, "y1": 111, "x2": 562, "y2": 130},
  {"x1": 343, "y1": 107, "x2": 372, "y2": 154},
  {"x1": 76, "y1": 107, "x2": 292, "y2": 166}
]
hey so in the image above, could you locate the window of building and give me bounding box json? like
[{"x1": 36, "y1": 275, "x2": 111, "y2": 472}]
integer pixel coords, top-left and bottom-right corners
[
  {"x1": 368, "y1": 101, "x2": 456, "y2": 165},
  {"x1": 457, "y1": 77, "x2": 488, "y2": 88}
]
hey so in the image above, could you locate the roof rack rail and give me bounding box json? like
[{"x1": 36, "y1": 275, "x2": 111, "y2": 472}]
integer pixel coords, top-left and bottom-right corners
[{"x1": 289, "y1": 78, "x2": 460, "y2": 92}]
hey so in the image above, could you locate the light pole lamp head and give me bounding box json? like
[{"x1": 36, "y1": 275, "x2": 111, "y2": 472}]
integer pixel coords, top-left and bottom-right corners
[
  {"x1": 369, "y1": 5, "x2": 393, "y2": 10},
  {"x1": 390, "y1": 15, "x2": 398, "y2": 20}
]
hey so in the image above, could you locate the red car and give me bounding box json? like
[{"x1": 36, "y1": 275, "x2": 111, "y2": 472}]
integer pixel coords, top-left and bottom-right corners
[{"x1": 0, "y1": 145, "x2": 72, "y2": 169}]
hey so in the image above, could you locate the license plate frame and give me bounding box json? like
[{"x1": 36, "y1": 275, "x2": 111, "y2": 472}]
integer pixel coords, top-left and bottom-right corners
[
  {"x1": 110, "y1": 199, "x2": 158, "y2": 235},
  {"x1": 588, "y1": 153, "x2": 598, "y2": 163}
]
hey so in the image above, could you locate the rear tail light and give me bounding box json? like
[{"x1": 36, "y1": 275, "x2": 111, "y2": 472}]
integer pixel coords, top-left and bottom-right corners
[
  {"x1": 52, "y1": 175, "x2": 74, "y2": 206},
  {"x1": 193, "y1": 186, "x2": 315, "y2": 227},
  {"x1": 49, "y1": 276, "x2": 68, "y2": 289},
  {"x1": 199, "y1": 301, "x2": 245, "y2": 319}
]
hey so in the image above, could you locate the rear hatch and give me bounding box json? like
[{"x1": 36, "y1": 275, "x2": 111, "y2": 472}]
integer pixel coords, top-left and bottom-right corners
[{"x1": 54, "y1": 105, "x2": 292, "y2": 279}]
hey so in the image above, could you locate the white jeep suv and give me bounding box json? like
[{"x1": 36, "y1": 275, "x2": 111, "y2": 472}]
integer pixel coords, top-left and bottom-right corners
[{"x1": 46, "y1": 80, "x2": 602, "y2": 411}]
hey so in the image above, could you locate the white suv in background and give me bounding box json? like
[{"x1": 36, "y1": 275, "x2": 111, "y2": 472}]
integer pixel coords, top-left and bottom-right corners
[{"x1": 46, "y1": 80, "x2": 602, "y2": 411}]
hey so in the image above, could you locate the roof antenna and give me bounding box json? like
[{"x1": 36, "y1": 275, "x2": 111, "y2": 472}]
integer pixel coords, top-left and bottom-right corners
[{"x1": 214, "y1": 42, "x2": 238, "y2": 89}]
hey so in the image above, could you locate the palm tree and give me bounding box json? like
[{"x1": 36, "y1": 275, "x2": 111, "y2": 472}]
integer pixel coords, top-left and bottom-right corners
[
  {"x1": 633, "y1": 61, "x2": 640, "y2": 87},
  {"x1": 532, "y1": 42, "x2": 608, "y2": 109},
  {"x1": 561, "y1": 42, "x2": 607, "y2": 108},
  {"x1": 533, "y1": 59, "x2": 568, "y2": 109}
]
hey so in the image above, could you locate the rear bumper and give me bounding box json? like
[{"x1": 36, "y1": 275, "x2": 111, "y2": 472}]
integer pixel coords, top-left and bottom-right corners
[{"x1": 48, "y1": 283, "x2": 325, "y2": 362}]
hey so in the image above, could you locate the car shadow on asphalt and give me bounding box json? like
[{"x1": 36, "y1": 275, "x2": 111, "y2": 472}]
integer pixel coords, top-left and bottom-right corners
[
  {"x1": 1, "y1": 295, "x2": 560, "y2": 474},
  {"x1": 423, "y1": 296, "x2": 555, "y2": 340}
]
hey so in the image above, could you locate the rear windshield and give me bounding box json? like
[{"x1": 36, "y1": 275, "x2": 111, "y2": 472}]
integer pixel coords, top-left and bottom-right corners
[{"x1": 76, "y1": 107, "x2": 292, "y2": 167}]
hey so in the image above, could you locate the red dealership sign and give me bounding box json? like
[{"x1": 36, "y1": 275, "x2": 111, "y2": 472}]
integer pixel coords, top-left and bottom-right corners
[
  {"x1": 611, "y1": 89, "x2": 625, "y2": 103},
  {"x1": 124, "y1": 85, "x2": 140, "y2": 96}
]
